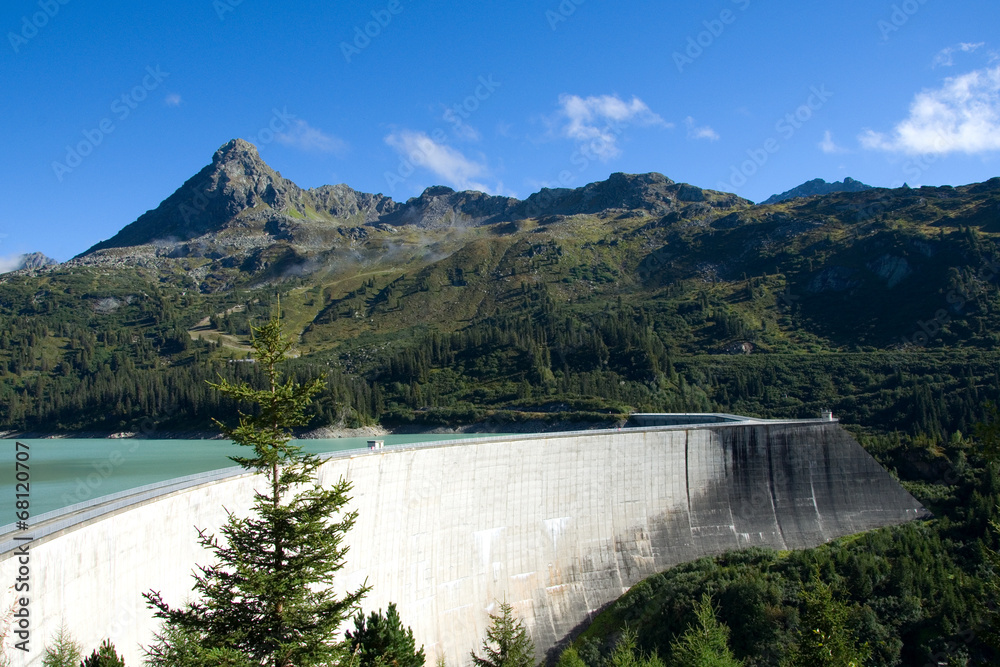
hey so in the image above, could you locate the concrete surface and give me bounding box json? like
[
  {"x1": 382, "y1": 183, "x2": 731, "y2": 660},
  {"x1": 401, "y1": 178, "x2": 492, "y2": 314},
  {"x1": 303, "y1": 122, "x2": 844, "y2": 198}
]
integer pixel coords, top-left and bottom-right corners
[{"x1": 0, "y1": 420, "x2": 927, "y2": 665}]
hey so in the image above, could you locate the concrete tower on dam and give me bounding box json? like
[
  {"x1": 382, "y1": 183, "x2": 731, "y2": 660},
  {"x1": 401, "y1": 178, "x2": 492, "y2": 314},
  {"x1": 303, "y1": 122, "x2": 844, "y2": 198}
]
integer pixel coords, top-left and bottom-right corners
[{"x1": 0, "y1": 416, "x2": 927, "y2": 666}]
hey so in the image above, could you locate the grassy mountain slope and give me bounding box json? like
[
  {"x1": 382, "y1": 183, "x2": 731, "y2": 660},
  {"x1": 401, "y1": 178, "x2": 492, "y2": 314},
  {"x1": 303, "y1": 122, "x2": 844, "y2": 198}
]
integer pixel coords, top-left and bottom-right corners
[{"x1": 2, "y1": 142, "x2": 999, "y2": 435}]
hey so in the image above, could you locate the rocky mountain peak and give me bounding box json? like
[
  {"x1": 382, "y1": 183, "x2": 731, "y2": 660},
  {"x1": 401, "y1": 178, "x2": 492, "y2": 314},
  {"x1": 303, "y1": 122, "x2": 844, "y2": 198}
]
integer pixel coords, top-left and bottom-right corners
[
  {"x1": 213, "y1": 138, "x2": 262, "y2": 165},
  {"x1": 763, "y1": 177, "x2": 873, "y2": 205},
  {"x1": 19, "y1": 251, "x2": 58, "y2": 270},
  {"x1": 515, "y1": 172, "x2": 745, "y2": 219},
  {"x1": 77, "y1": 139, "x2": 753, "y2": 262},
  {"x1": 379, "y1": 185, "x2": 518, "y2": 229},
  {"x1": 0, "y1": 252, "x2": 58, "y2": 274},
  {"x1": 421, "y1": 185, "x2": 457, "y2": 197},
  {"x1": 81, "y1": 139, "x2": 304, "y2": 256}
]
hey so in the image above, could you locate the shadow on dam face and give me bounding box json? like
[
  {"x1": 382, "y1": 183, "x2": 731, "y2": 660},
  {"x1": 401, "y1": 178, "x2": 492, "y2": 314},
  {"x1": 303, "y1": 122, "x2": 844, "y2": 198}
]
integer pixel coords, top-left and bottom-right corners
[{"x1": 0, "y1": 419, "x2": 927, "y2": 666}]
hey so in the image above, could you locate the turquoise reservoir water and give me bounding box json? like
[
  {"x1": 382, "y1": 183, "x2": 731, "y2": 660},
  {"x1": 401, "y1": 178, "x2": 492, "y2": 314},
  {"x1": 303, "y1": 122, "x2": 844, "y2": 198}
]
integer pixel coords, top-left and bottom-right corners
[{"x1": 0, "y1": 434, "x2": 490, "y2": 524}]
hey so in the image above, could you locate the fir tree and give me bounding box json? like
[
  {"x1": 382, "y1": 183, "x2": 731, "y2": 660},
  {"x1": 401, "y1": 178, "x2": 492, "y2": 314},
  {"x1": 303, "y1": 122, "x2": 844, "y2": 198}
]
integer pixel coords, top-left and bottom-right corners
[
  {"x1": 470, "y1": 601, "x2": 534, "y2": 667},
  {"x1": 346, "y1": 603, "x2": 425, "y2": 667},
  {"x1": 41, "y1": 625, "x2": 82, "y2": 667},
  {"x1": 554, "y1": 647, "x2": 586, "y2": 667},
  {"x1": 668, "y1": 594, "x2": 742, "y2": 667},
  {"x1": 781, "y1": 578, "x2": 869, "y2": 667},
  {"x1": 143, "y1": 624, "x2": 251, "y2": 666},
  {"x1": 144, "y1": 311, "x2": 369, "y2": 667},
  {"x1": 608, "y1": 629, "x2": 664, "y2": 667}
]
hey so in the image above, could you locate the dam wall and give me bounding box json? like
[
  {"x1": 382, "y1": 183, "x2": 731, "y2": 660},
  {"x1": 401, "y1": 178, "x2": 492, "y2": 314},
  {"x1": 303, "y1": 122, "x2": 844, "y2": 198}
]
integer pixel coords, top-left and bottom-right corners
[{"x1": 0, "y1": 421, "x2": 926, "y2": 665}]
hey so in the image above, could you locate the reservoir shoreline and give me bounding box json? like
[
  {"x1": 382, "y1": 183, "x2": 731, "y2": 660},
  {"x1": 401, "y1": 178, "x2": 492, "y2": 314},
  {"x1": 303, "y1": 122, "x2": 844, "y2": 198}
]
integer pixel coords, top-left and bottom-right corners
[{"x1": 0, "y1": 418, "x2": 620, "y2": 441}]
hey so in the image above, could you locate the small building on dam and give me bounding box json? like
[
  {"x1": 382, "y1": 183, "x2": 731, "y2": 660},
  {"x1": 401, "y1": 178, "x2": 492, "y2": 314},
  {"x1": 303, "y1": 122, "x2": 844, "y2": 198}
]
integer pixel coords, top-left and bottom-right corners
[{"x1": 0, "y1": 415, "x2": 927, "y2": 666}]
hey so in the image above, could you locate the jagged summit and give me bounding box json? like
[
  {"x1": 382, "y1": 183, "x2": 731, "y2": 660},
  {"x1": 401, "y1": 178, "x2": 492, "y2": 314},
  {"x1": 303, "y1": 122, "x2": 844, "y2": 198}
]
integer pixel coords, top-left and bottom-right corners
[
  {"x1": 515, "y1": 172, "x2": 745, "y2": 219},
  {"x1": 762, "y1": 177, "x2": 873, "y2": 205},
  {"x1": 380, "y1": 186, "x2": 519, "y2": 229},
  {"x1": 80, "y1": 139, "x2": 395, "y2": 257},
  {"x1": 213, "y1": 137, "x2": 263, "y2": 168},
  {"x1": 0, "y1": 252, "x2": 58, "y2": 274},
  {"x1": 77, "y1": 140, "x2": 752, "y2": 263}
]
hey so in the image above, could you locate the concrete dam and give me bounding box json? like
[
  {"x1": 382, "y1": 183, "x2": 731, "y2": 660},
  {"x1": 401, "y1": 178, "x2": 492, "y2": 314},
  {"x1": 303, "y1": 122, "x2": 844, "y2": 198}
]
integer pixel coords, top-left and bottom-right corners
[{"x1": 0, "y1": 417, "x2": 927, "y2": 666}]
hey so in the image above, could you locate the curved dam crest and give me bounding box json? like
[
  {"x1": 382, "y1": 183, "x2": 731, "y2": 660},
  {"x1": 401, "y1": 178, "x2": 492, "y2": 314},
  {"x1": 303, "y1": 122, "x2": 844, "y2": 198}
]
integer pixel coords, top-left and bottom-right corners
[{"x1": 0, "y1": 420, "x2": 927, "y2": 666}]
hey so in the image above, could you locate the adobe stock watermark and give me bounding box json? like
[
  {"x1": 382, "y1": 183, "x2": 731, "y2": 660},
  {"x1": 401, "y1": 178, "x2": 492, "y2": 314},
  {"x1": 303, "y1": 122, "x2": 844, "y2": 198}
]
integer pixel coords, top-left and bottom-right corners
[
  {"x1": 58, "y1": 441, "x2": 141, "y2": 507},
  {"x1": 341, "y1": 0, "x2": 404, "y2": 64},
  {"x1": 877, "y1": 0, "x2": 931, "y2": 41},
  {"x1": 522, "y1": 117, "x2": 629, "y2": 218},
  {"x1": 213, "y1": 0, "x2": 245, "y2": 21},
  {"x1": 7, "y1": 0, "x2": 71, "y2": 54},
  {"x1": 384, "y1": 75, "x2": 500, "y2": 192},
  {"x1": 58, "y1": 404, "x2": 180, "y2": 507},
  {"x1": 715, "y1": 84, "x2": 833, "y2": 193},
  {"x1": 546, "y1": 0, "x2": 586, "y2": 31},
  {"x1": 243, "y1": 107, "x2": 296, "y2": 152},
  {"x1": 442, "y1": 75, "x2": 501, "y2": 138},
  {"x1": 898, "y1": 256, "x2": 1000, "y2": 349},
  {"x1": 848, "y1": 129, "x2": 951, "y2": 236},
  {"x1": 51, "y1": 65, "x2": 170, "y2": 183},
  {"x1": 179, "y1": 107, "x2": 296, "y2": 223},
  {"x1": 673, "y1": 0, "x2": 751, "y2": 73}
]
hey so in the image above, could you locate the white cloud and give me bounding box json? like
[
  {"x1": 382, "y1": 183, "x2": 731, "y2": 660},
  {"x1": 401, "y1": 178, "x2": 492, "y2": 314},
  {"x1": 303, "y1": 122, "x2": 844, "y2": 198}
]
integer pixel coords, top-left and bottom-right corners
[
  {"x1": 0, "y1": 254, "x2": 25, "y2": 274},
  {"x1": 819, "y1": 130, "x2": 849, "y2": 154},
  {"x1": 385, "y1": 130, "x2": 493, "y2": 193},
  {"x1": 684, "y1": 116, "x2": 719, "y2": 141},
  {"x1": 164, "y1": 94, "x2": 182, "y2": 107},
  {"x1": 556, "y1": 94, "x2": 668, "y2": 160},
  {"x1": 859, "y1": 66, "x2": 1000, "y2": 155},
  {"x1": 276, "y1": 120, "x2": 348, "y2": 155},
  {"x1": 933, "y1": 42, "x2": 985, "y2": 68}
]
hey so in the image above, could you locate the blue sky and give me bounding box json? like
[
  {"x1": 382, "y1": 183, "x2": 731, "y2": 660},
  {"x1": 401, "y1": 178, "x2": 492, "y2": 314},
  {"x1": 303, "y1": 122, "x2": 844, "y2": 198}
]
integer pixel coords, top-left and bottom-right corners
[{"x1": 1, "y1": 0, "x2": 998, "y2": 263}]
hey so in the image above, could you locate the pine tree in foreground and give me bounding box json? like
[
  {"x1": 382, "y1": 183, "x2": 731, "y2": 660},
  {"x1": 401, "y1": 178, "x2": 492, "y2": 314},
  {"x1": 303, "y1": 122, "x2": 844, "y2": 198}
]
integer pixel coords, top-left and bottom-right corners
[
  {"x1": 41, "y1": 625, "x2": 82, "y2": 667},
  {"x1": 346, "y1": 603, "x2": 425, "y2": 667},
  {"x1": 143, "y1": 312, "x2": 369, "y2": 667},
  {"x1": 470, "y1": 601, "x2": 534, "y2": 667},
  {"x1": 668, "y1": 594, "x2": 743, "y2": 667}
]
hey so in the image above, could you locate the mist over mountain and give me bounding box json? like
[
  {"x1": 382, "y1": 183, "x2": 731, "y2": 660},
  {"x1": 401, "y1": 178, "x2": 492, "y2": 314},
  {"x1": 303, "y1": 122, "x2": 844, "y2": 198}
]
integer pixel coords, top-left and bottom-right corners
[{"x1": 0, "y1": 251, "x2": 58, "y2": 274}]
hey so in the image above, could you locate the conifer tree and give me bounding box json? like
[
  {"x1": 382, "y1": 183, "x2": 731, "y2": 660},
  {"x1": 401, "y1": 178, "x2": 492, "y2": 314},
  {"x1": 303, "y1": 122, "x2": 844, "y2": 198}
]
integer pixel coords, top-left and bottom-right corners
[
  {"x1": 346, "y1": 603, "x2": 425, "y2": 667},
  {"x1": 554, "y1": 647, "x2": 586, "y2": 667},
  {"x1": 781, "y1": 578, "x2": 869, "y2": 667},
  {"x1": 668, "y1": 594, "x2": 742, "y2": 667},
  {"x1": 608, "y1": 629, "x2": 664, "y2": 667},
  {"x1": 144, "y1": 312, "x2": 369, "y2": 667},
  {"x1": 81, "y1": 640, "x2": 125, "y2": 667},
  {"x1": 41, "y1": 625, "x2": 82, "y2": 667},
  {"x1": 470, "y1": 601, "x2": 534, "y2": 667}
]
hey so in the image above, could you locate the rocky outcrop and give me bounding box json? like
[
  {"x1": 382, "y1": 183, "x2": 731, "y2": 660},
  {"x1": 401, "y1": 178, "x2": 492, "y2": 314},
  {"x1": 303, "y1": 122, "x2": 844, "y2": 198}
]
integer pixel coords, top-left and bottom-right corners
[
  {"x1": 6, "y1": 252, "x2": 58, "y2": 272},
  {"x1": 379, "y1": 186, "x2": 519, "y2": 229},
  {"x1": 763, "y1": 177, "x2": 873, "y2": 205},
  {"x1": 515, "y1": 172, "x2": 747, "y2": 219},
  {"x1": 80, "y1": 139, "x2": 394, "y2": 257},
  {"x1": 308, "y1": 183, "x2": 397, "y2": 224},
  {"x1": 77, "y1": 141, "x2": 754, "y2": 261}
]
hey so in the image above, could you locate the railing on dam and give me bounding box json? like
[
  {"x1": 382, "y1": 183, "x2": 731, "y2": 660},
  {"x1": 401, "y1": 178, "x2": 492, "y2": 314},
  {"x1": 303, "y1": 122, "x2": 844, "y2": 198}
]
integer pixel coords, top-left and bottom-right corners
[{"x1": 0, "y1": 414, "x2": 832, "y2": 556}]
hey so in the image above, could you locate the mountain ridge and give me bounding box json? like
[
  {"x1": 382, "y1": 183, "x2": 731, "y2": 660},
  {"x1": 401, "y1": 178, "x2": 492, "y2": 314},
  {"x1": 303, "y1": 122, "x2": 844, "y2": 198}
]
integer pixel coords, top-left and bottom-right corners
[
  {"x1": 78, "y1": 139, "x2": 751, "y2": 260},
  {"x1": 762, "y1": 176, "x2": 873, "y2": 205}
]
